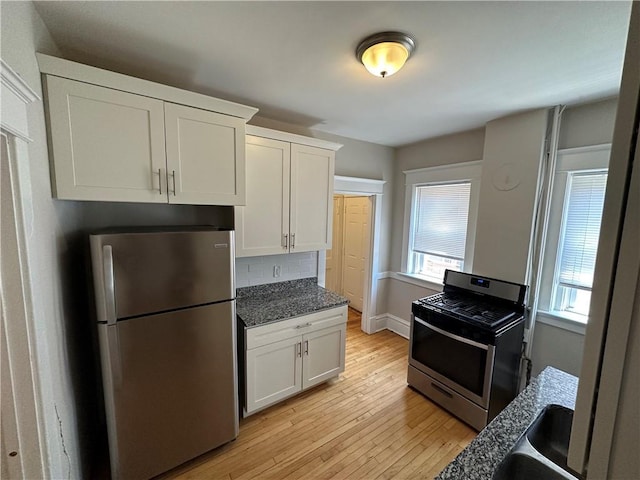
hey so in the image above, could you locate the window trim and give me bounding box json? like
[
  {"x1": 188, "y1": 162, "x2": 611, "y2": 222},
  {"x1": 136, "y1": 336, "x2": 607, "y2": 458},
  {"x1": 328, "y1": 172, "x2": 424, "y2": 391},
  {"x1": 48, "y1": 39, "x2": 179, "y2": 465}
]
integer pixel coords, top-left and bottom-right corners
[
  {"x1": 401, "y1": 161, "x2": 482, "y2": 283},
  {"x1": 538, "y1": 144, "x2": 611, "y2": 324}
]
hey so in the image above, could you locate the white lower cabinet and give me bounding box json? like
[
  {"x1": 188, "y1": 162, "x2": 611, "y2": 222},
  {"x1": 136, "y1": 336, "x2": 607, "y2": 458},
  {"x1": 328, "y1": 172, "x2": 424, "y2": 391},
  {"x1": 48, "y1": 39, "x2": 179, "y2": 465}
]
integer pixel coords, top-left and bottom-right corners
[{"x1": 243, "y1": 305, "x2": 347, "y2": 416}]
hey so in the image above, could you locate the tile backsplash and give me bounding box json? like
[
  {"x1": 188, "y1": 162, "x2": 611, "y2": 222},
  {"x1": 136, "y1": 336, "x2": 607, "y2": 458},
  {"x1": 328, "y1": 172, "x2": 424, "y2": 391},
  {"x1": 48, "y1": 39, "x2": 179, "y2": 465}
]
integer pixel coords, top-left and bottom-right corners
[{"x1": 236, "y1": 252, "x2": 318, "y2": 288}]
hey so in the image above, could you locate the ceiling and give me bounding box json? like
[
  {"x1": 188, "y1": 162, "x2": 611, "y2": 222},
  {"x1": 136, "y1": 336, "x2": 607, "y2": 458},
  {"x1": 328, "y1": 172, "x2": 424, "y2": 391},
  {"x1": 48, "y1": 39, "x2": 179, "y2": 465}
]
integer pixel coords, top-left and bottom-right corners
[{"x1": 34, "y1": 1, "x2": 632, "y2": 147}]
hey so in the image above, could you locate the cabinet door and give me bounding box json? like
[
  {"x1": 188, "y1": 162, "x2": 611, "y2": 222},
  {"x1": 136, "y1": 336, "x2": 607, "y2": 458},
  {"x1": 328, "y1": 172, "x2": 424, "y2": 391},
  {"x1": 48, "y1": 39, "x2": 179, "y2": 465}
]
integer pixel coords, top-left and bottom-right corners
[
  {"x1": 165, "y1": 103, "x2": 246, "y2": 205},
  {"x1": 44, "y1": 76, "x2": 167, "y2": 202},
  {"x1": 235, "y1": 136, "x2": 290, "y2": 257},
  {"x1": 290, "y1": 144, "x2": 335, "y2": 252},
  {"x1": 245, "y1": 336, "x2": 302, "y2": 415},
  {"x1": 302, "y1": 324, "x2": 346, "y2": 389}
]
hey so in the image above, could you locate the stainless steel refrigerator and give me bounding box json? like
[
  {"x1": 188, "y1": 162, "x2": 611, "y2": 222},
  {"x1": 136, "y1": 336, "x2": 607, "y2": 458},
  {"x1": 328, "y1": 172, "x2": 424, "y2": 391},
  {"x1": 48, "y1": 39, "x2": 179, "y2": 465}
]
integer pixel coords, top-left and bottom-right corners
[{"x1": 90, "y1": 227, "x2": 238, "y2": 480}]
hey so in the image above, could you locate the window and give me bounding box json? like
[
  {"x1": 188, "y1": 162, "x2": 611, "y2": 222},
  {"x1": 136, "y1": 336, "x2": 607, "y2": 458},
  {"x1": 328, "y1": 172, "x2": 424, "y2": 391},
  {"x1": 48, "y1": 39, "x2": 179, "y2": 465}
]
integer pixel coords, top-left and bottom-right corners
[
  {"x1": 552, "y1": 171, "x2": 607, "y2": 317},
  {"x1": 402, "y1": 162, "x2": 481, "y2": 284},
  {"x1": 410, "y1": 182, "x2": 471, "y2": 281},
  {"x1": 539, "y1": 144, "x2": 610, "y2": 324}
]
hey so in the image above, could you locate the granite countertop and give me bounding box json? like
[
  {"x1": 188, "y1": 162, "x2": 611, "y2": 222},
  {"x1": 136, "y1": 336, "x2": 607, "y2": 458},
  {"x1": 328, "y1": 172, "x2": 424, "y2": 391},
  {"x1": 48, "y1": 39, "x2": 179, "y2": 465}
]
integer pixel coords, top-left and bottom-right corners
[
  {"x1": 236, "y1": 277, "x2": 349, "y2": 328},
  {"x1": 436, "y1": 366, "x2": 579, "y2": 480}
]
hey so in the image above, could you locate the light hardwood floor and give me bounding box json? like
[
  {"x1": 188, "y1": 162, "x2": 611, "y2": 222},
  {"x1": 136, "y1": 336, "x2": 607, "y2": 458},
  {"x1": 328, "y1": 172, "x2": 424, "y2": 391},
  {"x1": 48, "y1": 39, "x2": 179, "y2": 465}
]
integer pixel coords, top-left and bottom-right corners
[{"x1": 159, "y1": 308, "x2": 476, "y2": 480}]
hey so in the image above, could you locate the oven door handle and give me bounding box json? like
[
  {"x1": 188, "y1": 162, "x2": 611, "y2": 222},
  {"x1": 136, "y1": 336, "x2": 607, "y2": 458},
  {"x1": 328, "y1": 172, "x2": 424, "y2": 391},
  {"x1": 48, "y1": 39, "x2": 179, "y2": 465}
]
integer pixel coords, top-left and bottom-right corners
[{"x1": 414, "y1": 316, "x2": 489, "y2": 351}]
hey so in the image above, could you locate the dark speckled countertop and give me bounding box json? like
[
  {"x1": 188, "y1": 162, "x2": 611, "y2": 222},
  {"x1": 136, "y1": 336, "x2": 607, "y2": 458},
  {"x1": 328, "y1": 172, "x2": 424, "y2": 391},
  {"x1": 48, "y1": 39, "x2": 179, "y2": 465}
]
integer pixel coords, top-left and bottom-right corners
[
  {"x1": 436, "y1": 366, "x2": 579, "y2": 480},
  {"x1": 236, "y1": 277, "x2": 349, "y2": 328}
]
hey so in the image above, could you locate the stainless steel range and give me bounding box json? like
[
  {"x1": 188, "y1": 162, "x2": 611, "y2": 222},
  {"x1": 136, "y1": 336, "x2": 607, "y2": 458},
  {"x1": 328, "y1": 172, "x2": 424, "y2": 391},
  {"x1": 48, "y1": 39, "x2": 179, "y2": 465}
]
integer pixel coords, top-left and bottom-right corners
[{"x1": 408, "y1": 270, "x2": 526, "y2": 431}]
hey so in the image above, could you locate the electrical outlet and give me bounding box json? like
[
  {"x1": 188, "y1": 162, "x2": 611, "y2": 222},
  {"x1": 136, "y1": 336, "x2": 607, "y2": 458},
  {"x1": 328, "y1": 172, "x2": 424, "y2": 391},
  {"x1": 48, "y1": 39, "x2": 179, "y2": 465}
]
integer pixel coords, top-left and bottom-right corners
[{"x1": 273, "y1": 265, "x2": 281, "y2": 278}]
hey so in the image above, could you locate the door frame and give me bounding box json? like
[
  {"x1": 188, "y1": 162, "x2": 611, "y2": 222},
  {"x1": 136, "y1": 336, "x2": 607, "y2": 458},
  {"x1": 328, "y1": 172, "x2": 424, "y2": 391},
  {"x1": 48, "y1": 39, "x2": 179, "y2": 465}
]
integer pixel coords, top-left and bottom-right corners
[
  {"x1": 318, "y1": 175, "x2": 385, "y2": 334},
  {"x1": 1, "y1": 59, "x2": 47, "y2": 479}
]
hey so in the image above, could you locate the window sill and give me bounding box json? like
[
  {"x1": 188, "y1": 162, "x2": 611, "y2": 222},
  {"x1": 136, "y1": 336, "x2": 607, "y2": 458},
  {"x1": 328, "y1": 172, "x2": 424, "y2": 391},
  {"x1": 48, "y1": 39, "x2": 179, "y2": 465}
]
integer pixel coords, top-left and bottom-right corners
[
  {"x1": 393, "y1": 272, "x2": 444, "y2": 292},
  {"x1": 536, "y1": 310, "x2": 587, "y2": 335}
]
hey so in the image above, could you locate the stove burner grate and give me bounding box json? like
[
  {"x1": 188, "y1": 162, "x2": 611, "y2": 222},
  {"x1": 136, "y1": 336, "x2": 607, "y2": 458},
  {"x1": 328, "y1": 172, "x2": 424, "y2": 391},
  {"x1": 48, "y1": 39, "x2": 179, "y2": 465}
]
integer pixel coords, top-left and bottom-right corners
[{"x1": 419, "y1": 292, "x2": 518, "y2": 328}]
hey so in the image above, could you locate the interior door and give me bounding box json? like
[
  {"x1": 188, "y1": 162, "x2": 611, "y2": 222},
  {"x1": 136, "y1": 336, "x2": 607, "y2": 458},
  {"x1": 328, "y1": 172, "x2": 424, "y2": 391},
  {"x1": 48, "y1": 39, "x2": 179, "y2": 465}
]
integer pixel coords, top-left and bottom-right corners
[
  {"x1": 164, "y1": 102, "x2": 246, "y2": 205},
  {"x1": 325, "y1": 195, "x2": 344, "y2": 293},
  {"x1": 342, "y1": 196, "x2": 371, "y2": 312}
]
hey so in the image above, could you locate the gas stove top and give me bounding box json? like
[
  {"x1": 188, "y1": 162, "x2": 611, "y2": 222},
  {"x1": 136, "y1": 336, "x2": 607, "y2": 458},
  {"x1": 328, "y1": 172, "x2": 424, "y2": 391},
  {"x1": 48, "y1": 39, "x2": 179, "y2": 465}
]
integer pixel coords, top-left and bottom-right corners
[
  {"x1": 412, "y1": 270, "x2": 528, "y2": 332},
  {"x1": 416, "y1": 292, "x2": 518, "y2": 328}
]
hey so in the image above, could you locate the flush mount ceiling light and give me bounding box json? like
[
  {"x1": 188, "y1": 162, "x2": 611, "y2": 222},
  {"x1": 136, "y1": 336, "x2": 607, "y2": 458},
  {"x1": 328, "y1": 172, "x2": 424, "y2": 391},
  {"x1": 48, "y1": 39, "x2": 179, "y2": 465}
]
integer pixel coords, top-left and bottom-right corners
[{"x1": 356, "y1": 31, "x2": 416, "y2": 78}]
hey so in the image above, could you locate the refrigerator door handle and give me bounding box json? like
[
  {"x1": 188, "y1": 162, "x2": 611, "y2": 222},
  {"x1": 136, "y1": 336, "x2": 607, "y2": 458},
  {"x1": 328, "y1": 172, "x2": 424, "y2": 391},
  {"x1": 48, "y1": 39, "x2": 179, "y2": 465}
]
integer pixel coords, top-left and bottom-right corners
[{"x1": 103, "y1": 245, "x2": 117, "y2": 326}]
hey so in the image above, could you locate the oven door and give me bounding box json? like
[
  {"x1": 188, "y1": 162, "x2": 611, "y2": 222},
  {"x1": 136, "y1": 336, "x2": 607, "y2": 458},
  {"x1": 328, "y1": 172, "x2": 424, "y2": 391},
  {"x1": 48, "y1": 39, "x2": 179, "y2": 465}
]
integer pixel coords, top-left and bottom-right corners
[{"x1": 409, "y1": 313, "x2": 495, "y2": 408}]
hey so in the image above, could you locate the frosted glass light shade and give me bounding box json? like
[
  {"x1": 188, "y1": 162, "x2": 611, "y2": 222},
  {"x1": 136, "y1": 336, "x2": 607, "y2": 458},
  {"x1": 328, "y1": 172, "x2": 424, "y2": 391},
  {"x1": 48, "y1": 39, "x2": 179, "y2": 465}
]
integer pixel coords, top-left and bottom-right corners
[
  {"x1": 356, "y1": 32, "x2": 416, "y2": 78},
  {"x1": 361, "y1": 42, "x2": 409, "y2": 78}
]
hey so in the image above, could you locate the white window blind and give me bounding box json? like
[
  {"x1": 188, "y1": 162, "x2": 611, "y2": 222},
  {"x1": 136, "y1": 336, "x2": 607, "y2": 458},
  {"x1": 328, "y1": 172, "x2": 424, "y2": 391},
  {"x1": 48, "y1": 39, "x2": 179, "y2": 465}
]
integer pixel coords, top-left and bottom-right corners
[
  {"x1": 557, "y1": 172, "x2": 608, "y2": 290},
  {"x1": 413, "y1": 182, "x2": 471, "y2": 261}
]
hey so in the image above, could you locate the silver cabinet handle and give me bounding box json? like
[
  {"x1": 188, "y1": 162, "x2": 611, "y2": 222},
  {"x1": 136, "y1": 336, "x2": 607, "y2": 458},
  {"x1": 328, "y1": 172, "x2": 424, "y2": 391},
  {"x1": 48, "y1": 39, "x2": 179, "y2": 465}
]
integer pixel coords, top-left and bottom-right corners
[
  {"x1": 102, "y1": 245, "x2": 117, "y2": 326},
  {"x1": 157, "y1": 168, "x2": 162, "y2": 194},
  {"x1": 295, "y1": 322, "x2": 312, "y2": 329},
  {"x1": 304, "y1": 340, "x2": 309, "y2": 355},
  {"x1": 291, "y1": 233, "x2": 296, "y2": 249},
  {"x1": 171, "y1": 170, "x2": 176, "y2": 196},
  {"x1": 283, "y1": 234, "x2": 289, "y2": 250},
  {"x1": 297, "y1": 342, "x2": 302, "y2": 358}
]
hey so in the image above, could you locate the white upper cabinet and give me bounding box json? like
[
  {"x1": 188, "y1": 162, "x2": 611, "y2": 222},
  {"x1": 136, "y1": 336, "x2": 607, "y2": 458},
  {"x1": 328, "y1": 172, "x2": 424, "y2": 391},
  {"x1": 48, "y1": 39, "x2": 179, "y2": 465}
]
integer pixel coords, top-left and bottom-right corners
[
  {"x1": 235, "y1": 126, "x2": 341, "y2": 257},
  {"x1": 235, "y1": 135, "x2": 290, "y2": 256},
  {"x1": 290, "y1": 144, "x2": 335, "y2": 252},
  {"x1": 164, "y1": 103, "x2": 245, "y2": 205},
  {"x1": 38, "y1": 54, "x2": 257, "y2": 205},
  {"x1": 45, "y1": 76, "x2": 167, "y2": 203}
]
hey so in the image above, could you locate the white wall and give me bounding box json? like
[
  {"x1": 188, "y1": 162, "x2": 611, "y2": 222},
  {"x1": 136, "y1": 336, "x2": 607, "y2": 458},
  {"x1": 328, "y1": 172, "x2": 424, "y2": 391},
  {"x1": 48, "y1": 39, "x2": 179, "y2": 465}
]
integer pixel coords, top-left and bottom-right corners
[
  {"x1": 1, "y1": 3, "x2": 83, "y2": 477},
  {"x1": 387, "y1": 101, "x2": 619, "y2": 381},
  {"x1": 558, "y1": 97, "x2": 618, "y2": 149},
  {"x1": 236, "y1": 251, "x2": 317, "y2": 287},
  {"x1": 473, "y1": 108, "x2": 548, "y2": 285},
  {"x1": 530, "y1": 98, "x2": 619, "y2": 377},
  {"x1": 1, "y1": 3, "x2": 233, "y2": 477},
  {"x1": 381, "y1": 128, "x2": 484, "y2": 327}
]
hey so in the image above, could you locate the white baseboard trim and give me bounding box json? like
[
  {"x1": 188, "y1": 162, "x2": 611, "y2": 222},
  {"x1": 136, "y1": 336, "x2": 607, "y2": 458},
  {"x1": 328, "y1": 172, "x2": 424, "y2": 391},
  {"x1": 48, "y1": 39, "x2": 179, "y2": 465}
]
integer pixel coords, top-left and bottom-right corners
[{"x1": 369, "y1": 313, "x2": 410, "y2": 339}]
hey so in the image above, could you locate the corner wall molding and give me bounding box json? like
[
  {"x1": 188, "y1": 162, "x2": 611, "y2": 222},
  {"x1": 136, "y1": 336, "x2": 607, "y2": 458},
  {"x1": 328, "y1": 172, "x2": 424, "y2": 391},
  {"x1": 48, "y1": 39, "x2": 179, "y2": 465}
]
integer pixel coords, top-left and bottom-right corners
[
  {"x1": 1, "y1": 59, "x2": 40, "y2": 142},
  {"x1": 1, "y1": 59, "x2": 40, "y2": 104}
]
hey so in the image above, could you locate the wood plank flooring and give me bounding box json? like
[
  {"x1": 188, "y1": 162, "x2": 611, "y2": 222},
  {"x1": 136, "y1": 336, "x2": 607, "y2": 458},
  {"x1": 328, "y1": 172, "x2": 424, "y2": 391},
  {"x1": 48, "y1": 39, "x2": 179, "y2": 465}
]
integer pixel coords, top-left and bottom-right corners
[{"x1": 159, "y1": 309, "x2": 476, "y2": 480}]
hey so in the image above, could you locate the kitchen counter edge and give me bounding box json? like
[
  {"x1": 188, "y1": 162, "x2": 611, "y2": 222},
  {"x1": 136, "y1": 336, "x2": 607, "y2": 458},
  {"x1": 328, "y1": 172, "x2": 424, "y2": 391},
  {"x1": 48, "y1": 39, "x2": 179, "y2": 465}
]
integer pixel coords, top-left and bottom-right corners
[{"x1": 236, "y1": 277, "x2": 349, "y2": 328}]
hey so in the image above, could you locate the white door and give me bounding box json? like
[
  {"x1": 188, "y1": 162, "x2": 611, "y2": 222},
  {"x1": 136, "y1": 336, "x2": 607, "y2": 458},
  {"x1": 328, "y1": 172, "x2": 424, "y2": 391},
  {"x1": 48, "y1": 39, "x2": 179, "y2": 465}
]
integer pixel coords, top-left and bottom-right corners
[
  {"x1": 325, "y1": 195, "x2": 344, "y2": 294},
  {"x1": 245, "y1": 336, "x2": 302, "y2": 414},
  {"x1": 302, "y1": 325, "x2": 346, "y2": 389},
  {"x1": 44, "y1": 75, "x2": 167, "y2": 202},
  {"x1": 164, "y1": 103, "x2": 246, "y2": 205},
  {"x1": 290, "y1": 144, "x2": 334, "y2": 252},
  {"x1": 235, "y1": 136, "x2": 291, "y2": 257},
  {"x1": 342, "y1": 197, "x2": 371, "y2": 312}
]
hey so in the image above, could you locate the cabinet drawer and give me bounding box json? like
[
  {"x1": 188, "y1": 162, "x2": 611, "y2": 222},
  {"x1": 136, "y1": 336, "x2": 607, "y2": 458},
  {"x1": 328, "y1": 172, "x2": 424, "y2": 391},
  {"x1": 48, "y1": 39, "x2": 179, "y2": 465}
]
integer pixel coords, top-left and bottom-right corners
[{"x1": 245, "y1": 305, "x2": 347, "y2": 350}]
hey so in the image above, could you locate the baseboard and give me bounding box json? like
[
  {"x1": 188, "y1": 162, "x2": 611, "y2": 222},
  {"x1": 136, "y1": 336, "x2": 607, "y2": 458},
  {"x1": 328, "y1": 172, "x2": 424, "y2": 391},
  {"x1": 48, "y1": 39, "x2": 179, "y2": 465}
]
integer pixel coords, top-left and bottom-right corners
[{"x1": 369, "y1": 313, "x2": 410, "y2": 339}]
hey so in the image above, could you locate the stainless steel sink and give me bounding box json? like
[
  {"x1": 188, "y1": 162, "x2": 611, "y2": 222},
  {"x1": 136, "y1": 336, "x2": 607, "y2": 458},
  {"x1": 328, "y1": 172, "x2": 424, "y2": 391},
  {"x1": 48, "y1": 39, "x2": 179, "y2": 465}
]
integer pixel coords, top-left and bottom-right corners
[{"x1": 493, "y1": 405, "x2": 584, "y2": 480}]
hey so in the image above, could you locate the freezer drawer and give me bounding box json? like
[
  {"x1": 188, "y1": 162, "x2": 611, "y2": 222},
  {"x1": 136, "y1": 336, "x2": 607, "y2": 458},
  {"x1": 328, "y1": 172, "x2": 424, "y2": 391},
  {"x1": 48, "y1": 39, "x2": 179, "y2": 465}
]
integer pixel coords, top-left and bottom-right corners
[{"x1": 98, "y1": 301, "x2": 238, "y2": 480}]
